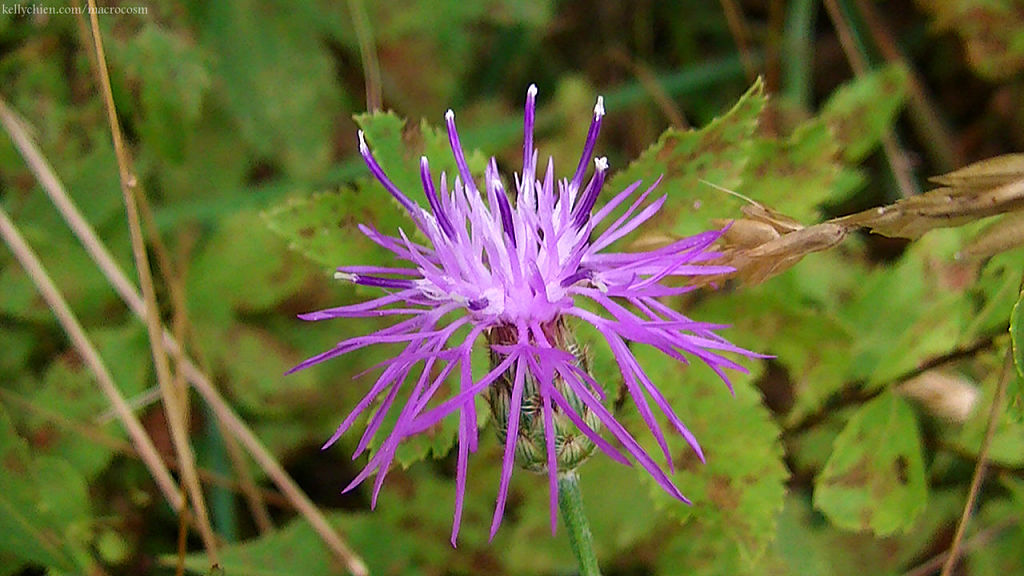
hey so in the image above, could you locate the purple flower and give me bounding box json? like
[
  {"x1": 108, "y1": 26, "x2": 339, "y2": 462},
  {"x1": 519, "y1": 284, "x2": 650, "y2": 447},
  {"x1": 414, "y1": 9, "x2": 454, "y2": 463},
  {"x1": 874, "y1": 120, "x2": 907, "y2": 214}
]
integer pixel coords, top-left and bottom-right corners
[{"x1": 293, "y1": 85, "x2": 760, "y2": 544}]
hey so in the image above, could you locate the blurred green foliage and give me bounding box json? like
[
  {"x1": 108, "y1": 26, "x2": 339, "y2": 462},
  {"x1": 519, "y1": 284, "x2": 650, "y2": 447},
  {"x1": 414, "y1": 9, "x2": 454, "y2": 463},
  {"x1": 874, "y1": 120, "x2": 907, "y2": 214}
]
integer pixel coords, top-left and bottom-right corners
[{"x1": 2, "y1": 1, "x2": 1024, "y2": 575}]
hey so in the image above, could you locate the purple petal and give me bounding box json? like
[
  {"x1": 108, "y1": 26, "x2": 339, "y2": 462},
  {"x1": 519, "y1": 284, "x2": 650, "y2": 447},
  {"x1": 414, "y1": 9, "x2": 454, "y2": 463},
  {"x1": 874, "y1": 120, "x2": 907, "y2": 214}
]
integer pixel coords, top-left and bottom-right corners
[
  {"x1": 421, "y1": 156, "x2": 457, "y2": 239},
  {"x1": 489, "y1": 354, "x2": 527, "y2": 540},
  {"x1": 358, "y1": 131, "x2": 419, "y2": 215},
  {"x1": 569, "y1": 96, "x2": 605, "y2": 193}
]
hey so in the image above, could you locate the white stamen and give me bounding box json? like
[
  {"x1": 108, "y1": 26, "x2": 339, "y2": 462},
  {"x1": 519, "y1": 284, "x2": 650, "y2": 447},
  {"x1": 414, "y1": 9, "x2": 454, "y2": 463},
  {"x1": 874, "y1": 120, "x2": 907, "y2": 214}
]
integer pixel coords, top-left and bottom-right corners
[
  {"x1": 334, "y1": 272, "x2": 357, "y2": 282},
  {"x1": 594, "y1": 96, "x2": 605, "y2": 117},
  {"x1": 445, "y1": 109, "x2": 455, "y2": 122},
  {"x1": 357, "y1": 130, "x2": 368, "y2": 153},
  {"x1": 527, "y1": 84, "x2": 538, "y2": 98},
  {"x1": 594, "y1": 156, "x2": 608, "y2": 172},
  {"x1": 592, "y1": 276, "x2": 609, "y2": 293}
]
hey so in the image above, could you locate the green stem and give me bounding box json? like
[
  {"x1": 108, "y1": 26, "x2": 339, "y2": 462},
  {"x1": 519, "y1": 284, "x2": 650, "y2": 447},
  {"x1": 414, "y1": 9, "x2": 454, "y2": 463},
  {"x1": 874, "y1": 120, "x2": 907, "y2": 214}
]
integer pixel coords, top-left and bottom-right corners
[{"x1": 558, "y1": 471, "x2": 601, "y2": 576}]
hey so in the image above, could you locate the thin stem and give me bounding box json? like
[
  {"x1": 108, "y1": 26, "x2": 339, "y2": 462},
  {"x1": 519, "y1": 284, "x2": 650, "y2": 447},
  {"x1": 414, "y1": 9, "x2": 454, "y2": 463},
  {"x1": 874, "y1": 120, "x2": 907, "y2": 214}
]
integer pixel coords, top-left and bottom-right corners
[
  {"x1": 84, "y1": 0, "x2": 219, "y2": 561},
  {"x1": 558, "y1": 471, "x2": 601, "y2": 576},
  {"x1": 904, "y1": 515, "x2": 1017, "y2": 576},
  {"x1": 852, "y1": 0, "x2": 959, "y2": 171},
  {"x1": 0, "y1": 59, "x2": 367, "y2": 576},
  {"x1": 347, "y1": 0, "x2": 382, "y2": 111},
  {"x1": 939, "y1": 347, "x2": 1013, "y2": 576},
  {"x1": 608, "y1": 48, "x2": 688, "y2": 129},
  {"x1": 0, "y1": 388, "x2": 292, "y2": 509},
  {"x1": 717, "y1": 0, "x2": 758, "y2": 82},
  {"x1": 0, "y1": 207, "x2": 183, "y2": 513},
  {"x1": 782, "y1": 0, "x2": 817, "y2": 109},
  {"x1": 822, "y1": 0, "x2": 918, "y2": 198}
]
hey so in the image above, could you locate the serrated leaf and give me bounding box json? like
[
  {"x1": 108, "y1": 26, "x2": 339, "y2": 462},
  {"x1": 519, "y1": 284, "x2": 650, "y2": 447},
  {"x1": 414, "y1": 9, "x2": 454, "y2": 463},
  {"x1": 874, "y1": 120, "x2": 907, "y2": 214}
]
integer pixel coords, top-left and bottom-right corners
[
  {"x1": 361, "y1": 378, "x2": 461, "y2": 470},
  {"x1": 264, "y1": 108, "x2": 488, "y2": 274},
  {"x1": 629, "y1": 347, "x2": 787, "y2": 569},
  {"x1": 354, "y1": 111, "x2": 487, "y2": 204},
  {"x1": 739, "y1": 117, "x2": 842, "y2": 224},
  {"x1": 263, "y1": 186, "x2": 408, "y2": 274},
  {"x1": 354, "y1": 112, "x2": 423, "y2": 201},
  {"x1": 820, "y1": 64, "x2": 909, "y2": 163},
  {"x1": 813, "y1": 391, "x2": 927, "y2": 536},
  {"x1": 361, "y1": 344, "x2": 500, "y2": 470},
  {"x1": 0, "y1": 404, "x2": 96, "y2": 573},
  {"x1": 604, "y1": 79, "x2": 765, "y2": 241}
]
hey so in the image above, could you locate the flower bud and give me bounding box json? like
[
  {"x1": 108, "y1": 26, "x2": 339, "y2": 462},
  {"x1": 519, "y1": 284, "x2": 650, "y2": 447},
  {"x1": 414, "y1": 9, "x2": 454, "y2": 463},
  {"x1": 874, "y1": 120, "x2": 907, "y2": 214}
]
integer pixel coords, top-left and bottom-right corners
[{"x1": 486, "y1": 318, "x2": 601, "y2": 473}]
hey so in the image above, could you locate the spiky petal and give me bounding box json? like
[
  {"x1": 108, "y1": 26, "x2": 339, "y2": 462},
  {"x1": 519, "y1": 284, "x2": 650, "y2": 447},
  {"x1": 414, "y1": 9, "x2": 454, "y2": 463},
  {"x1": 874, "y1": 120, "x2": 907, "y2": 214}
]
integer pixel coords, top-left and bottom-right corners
[{"x1": 293, "y1": 85, "x2": 763, "y2": 545}]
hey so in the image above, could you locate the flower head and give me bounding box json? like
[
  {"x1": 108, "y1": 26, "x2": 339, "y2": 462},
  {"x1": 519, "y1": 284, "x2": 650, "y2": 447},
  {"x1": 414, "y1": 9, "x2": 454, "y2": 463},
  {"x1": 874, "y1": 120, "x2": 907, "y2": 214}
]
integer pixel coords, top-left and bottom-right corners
[{"x1": 293, "y1": 85, "x2": 760, "y2": 544}]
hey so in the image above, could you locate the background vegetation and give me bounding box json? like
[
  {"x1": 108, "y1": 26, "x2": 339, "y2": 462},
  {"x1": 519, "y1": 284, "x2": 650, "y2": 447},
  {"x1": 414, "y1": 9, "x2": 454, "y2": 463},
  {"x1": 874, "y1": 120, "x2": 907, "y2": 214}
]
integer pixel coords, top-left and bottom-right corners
[{"x1": 2, "y1": 1, "x2": 1024, "y2": 575}]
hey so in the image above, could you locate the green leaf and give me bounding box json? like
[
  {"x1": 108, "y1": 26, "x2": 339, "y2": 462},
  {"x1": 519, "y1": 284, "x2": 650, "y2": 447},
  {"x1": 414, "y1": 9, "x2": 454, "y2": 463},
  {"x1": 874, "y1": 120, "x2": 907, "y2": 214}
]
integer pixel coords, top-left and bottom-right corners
[
  {"x1": 695, "y1": 253, "x2": 858, "y2": 425},
  {"x1": 353, "y1": 111, "x2": 487, "y2": 205},
  {"x1": 504, "y1": 449, "x2": 663, "y2": 573},
  {"x1": 819, "y1": 63, "x2": 909, "y2": 163},
  {"x1": 918, "y1": 1, "x2": 1024, "y2": 81},
  {"x1": 954, "y1": 361, "x2": 1024, "y2": 467},
  {"x1": 353, "y1": 111, "x2": 423, "y2": 201},
  {"x1": 739, "y1": 117, "x2": 842, "y2": 224},
  {"x1": 174, "y1": 512, "x2": 425, "y2": 576},
  {"x1": 262, "y1": 185, "x2": 408, "y2": 274},
  {"x1": 839, "y1": 240, "x2": 964, "y2": 387},
  {"x1": 263, "y1": 108, "x2": 491, "y2": 274},
  {"x1": 604, "y1": 79, "x2": 765, "y2": 241},
  {"x1": 963, "y1": 246, "x2": 1024, "y2": 340},
  {"x1": 357, "y1": 371, "x2": 460, "y2": 470},
  {"x1": 263, "y1": 110, "x2": 447, "y2": 272},
  {"x1": 0, "y1": 404, "x2": 96, "y2": 573},
  {"x1": 119, "y1": 23, "x2": 211, "y2": 162},
  {"x1": 630, "y1": 347, "x2": 788, "y2": 570},
  {"x1": 201, "y1": 0, "x2": 340, "y2": 178},
  {"x1": 766, "y1": 497, "x2": 834, "y2": 576},
  {"x1": 17, "y1": 325, "x2": 150, "y2": 480},
  {"x1": 813, "y1": 391, "x2": 927, "y2": 536},
  {"x1": 966, "y1": 496, "x2": 1024, "y2": 576},
  {"x1": 175, "y1": 466, "x2": 507, "y2": 576},
  {"x1": 0, "y1": 140, "x2": 132, "y2": 325},
  {"x1": 210, "y1": 323, "x2": 322, "y2": 418},
  {"x1": 148, "y1": 105, "x2": 253, "y2": 212},
  {"x1": 764, "y1": 489, "x2": 964, "y2": 576},
  {"x1": 189, "y1": 210, "x2": 315, "y2": 325}
]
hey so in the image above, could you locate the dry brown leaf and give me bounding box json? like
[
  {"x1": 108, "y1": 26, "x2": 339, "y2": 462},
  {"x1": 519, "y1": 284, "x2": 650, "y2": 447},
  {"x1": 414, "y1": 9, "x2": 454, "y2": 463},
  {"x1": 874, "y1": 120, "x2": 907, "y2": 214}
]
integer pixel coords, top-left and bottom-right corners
[{"x1": 699, "y1": 154, "x2": 1024, "y2": 286}]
